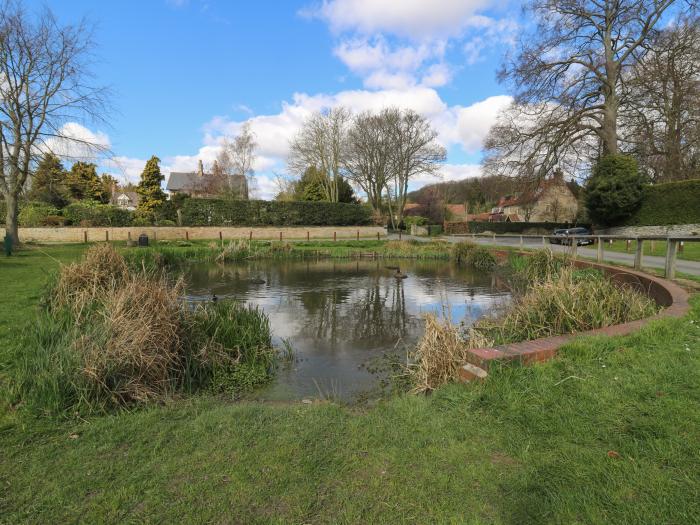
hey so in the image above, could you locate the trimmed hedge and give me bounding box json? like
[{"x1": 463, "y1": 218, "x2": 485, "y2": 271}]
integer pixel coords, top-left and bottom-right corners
[
  {"x1": 18, "y1": 202, "x2": 61, "y2": 227},
  {"x1": 62, "y1": 202, "x2": 133, "y2": 227},
  {"x1": 180, "y1": 199, "x2": 372, "y2": 227},
  {"x1": 464, "y1": 221, "x2": 583, "y2": 234},
  {"x1": 626, "y1": 179, "x2": 700, "y2": 226}
]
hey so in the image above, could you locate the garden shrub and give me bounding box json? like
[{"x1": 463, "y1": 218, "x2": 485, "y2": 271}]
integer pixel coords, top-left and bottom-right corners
[
  {"x1": 63, "y1": 201, "x2": 133, "y2": 226},
  {"x1": 18, "y1": 202, "x2": 60, "y2": 227},
  {"x1": 585, "y1": 154, "x2": 645, "y2": 225},
  {"x1": 180, "y1": 198, "x2": 372, "y2": 227}
]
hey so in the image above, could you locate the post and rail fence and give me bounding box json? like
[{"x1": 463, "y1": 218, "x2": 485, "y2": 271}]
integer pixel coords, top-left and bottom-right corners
[{"x1": 451, "y1": 232, "x2": 698, "y2": 279}]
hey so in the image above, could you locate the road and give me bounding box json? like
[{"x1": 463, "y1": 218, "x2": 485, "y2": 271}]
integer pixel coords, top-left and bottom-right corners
[{"x1": 388, "y1": 233, "x2": 700, "y2": 277}]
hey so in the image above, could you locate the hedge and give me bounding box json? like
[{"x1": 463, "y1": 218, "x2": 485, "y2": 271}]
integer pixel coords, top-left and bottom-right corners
[
  {"x1": 18, "y1": 202, "x2": 61, "y2": 227},
  {"x1": 463, "y1": 221, "x2": 584, "y2": 234},
  {"x1": 625, "y1": 179, "x2": 700, "y2": 226},
  {"x1": 62, "y1": 202, "x2": 133, "y2": 227},
  {"x1": 180, "y1": 199, "x2": 372, "y2": 227}
]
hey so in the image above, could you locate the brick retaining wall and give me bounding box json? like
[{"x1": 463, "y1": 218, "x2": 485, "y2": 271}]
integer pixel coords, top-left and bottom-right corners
[
  {"x1": 459, "y1": 257, "x2": 691, "y2": 381},
  {"x1": 18, "y1": 226, "x2": 387, "y2": 243}
]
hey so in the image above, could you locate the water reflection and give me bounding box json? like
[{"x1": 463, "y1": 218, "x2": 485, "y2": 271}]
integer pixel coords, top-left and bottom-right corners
[{"x1": 185, "y1": 258, "x2": 510, "y2": 401}]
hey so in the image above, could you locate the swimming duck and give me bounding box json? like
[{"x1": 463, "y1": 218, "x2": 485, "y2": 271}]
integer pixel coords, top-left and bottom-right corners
[
  {"x1": 250, "y1": 277, "x2": 266, "y2": 285},
  {"x1": 394, "y1": 269, "x2": 408, "y2": 279}
]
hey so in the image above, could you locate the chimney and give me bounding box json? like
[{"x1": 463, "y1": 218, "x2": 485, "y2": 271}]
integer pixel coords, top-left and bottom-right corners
[{"x1": 197, "y1": 159, "x2": 204, "y2": 177}]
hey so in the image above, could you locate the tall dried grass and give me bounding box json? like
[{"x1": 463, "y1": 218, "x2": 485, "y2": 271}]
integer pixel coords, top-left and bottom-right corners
[
  {"x1": 409, "y1": 315, "x2": 492, "y2": 393},
  {"x1": 15, "y1": 244, "x2": 276, "y2": 414}
]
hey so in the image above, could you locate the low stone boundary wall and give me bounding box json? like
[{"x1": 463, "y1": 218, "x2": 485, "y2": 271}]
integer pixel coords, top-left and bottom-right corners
[
  {"x1": 459, "y1": 257, "x2": 691, "y2": 381},
  {"x1": 19, "y1": 226, "x2": 387, "y2": 243},
  {"x1": 596, "y1": 223, "x2": 700, "y2": 237}
]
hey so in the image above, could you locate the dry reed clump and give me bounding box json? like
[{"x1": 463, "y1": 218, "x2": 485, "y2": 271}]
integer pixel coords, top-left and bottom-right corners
[
  {"x1": 52, "y1": 244, "x2": 129, "y2": 317},
  {"x1": 77, "y1": 275, "x2": 186, "y2": 405},
  {"x1": 409, "y1": 314, "x2": 493, "y2": 393},
  {"x1": 483, "y1": 267, "x2": 658, "y2": 343}
]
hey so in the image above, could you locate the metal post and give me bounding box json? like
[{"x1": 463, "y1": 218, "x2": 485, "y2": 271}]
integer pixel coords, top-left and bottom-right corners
[
  {"x1": 492, "y1": 233, "x2": 496, "y2": 243},
  {"x1": 519, "y1": 235, "x2": 524, "y2": 248},
  {"x1": 626, "y1": 239, "x2": 631, "y2": 252},
  {"x1": 665, "y1": 239, "x2": 678, "y2": 279},
  {"x1": 634, "y1": 239, "x2": 643, "y2": 270},
  {"x1": 542, "y1": 236, "x2": 546, "y2": 247},
  {"x1": 597, "y1": 237, "x2": 603, "y2": 263}
]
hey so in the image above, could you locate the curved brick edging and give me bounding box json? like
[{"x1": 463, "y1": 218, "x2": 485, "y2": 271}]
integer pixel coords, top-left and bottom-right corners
[{"x1": 460, "y1": 257, "x2": 691, "y2": 378}]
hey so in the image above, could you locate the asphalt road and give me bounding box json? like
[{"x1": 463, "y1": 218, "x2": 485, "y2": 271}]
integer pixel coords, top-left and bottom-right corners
[{"x1": 388, "y1": 233, "x2": 700, "y2": 277}]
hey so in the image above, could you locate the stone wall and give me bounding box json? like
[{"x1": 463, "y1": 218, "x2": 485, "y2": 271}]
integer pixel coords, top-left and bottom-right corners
[
  {"x1": 18, "y1": 226, "x2": 387, "y2": 243},
  {"x1": 595, "y1": 224, "x2": 700, "y2": 237}
]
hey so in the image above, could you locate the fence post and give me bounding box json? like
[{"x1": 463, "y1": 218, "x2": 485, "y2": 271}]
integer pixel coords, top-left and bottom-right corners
[
  {"x1": 399, "y1": 231, "x2": 402, "y2": 241},
  {"x1": 492, "y1": 233, "x2": 496, "y2": 243},
  {"x1": 626, "y1": 239, "x2": 631, "y2": 252},
  {"x1": 634, "y1": 239, "x2": 644, "y2": 270},
  {"x1": 105, "y1": 230, "x2": 109, "y2": 242},
  {"x1": 249, "y1": 231, "x2": 253, "y2": 241},
  {"x1": 334, "y1": 231, "x2": 337, "y2": 242},
  {"x1": 542, "y1": 236, "x2": 546, "y2": 247},
  {"x1": 679, "y1": 241, "x2": 685, "y2": 254},
  {"x1": 570, "y1": 239, "x2": 578, "y2": 259},
  {"x1": 357, "y1": 230, "x2": 360, "y2": 241},
  {"x1": 185, "y1": 231, "x2": 189, "y2": 241},
  {"x1": 665, "y1": 239, "x2": 678, "y2": 279},
  {"x1": 597, "y1": 237, "x2": 603, "y2": 262},
  {"x1": 377, "y1": 232, "x2": 380, "y2": 241},
  {"x1": 307, "y1": 231, "x2": 310, "y2": 241},
  {"x1": 84, "y1": 231, "x2": 88, "y2": 243},
  {"x1": 519, "y1": 235, "x2": 524, "y2": 248},
  {"x1": 279, "y1": 231, "x2": 283, "y2": 242}
]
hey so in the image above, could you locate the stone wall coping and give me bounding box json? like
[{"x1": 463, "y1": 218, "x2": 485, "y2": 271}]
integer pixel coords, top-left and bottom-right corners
[{"x1": 465, "y1": 257, "x2": 691, "y2": 370}]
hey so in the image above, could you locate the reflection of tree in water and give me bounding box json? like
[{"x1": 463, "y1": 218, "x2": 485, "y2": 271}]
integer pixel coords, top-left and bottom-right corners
[{"x1": 298, "y1": 277, "x2": 419, "y2": 348}]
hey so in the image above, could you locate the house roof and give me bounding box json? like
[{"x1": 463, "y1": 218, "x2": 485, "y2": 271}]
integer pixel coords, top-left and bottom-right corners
[
  {"x1": 498, "y1": 175, "x2": 571, "y2": 208},
  {"x1": 166, "y1": 172, "x2": 247, "y2": 193}
]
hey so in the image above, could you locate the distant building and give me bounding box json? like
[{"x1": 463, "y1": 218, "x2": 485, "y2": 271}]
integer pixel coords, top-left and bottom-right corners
[
  {"x1": 488, "y1": 171, "x2": 578, "y2": 222},
  {"x1": 166, "y1": 160, "x2": 248, "y2": 199},
  {"x1": 110, "y1": 188, "x2": 139, "y2": 211}
]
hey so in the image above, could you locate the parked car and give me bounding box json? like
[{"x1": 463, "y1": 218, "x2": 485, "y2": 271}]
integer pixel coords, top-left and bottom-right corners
[{"x1": 550, "y1": 227, "x2": 595, "y2": 246}]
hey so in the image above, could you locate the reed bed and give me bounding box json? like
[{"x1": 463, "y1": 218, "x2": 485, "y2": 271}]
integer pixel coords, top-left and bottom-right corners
[
  {"x1": 409, "y1": 250, "x2": 659, "y2": 392},
  {"x1": 452, "y1": 241, "x2": 497, "y2": 270},
  {"x1": 13, "y1": 245, "x2": 277, "y2": 415}
]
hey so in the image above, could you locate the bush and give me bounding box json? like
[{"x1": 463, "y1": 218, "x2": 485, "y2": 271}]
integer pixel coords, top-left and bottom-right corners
[
  {"x1": 63, "y1": 201, "x2": 133, "y2": 226},
  {"x1": 626, "y1": 179, "x2": 700, "y2": 226},
  {"x1": 157, "y1": 219, "x2": 176, "y2": 226},
  {"x1": 18, "y1": 202, "x2": 60, "y2": 227},
  {"x1": 403, "y1": 216, "x2": 429, "y2": 227},
  {"x1": 180, "y1": 199, "x2": 372, "y2": 227},
  {"x1": 585, "y1": 155, "x2": 645, "y2": 225}
]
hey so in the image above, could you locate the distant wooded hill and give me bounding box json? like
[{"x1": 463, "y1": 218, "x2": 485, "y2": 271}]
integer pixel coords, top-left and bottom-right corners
[{"x1": 408, "y1": 175, "x2": 581, "y2": 213}]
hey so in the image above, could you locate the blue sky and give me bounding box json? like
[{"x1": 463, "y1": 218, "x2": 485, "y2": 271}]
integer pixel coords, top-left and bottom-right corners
[{"x1": 37, "y1": 0, "x2": 519, "y2": 198}]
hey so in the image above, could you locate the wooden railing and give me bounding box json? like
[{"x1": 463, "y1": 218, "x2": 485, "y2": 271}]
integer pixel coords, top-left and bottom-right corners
[{"x1": 452, "y1": 233, "x2": 699, "y2": 279}]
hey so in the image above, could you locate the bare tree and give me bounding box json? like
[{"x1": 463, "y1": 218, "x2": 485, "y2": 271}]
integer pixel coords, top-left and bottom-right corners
[
  {"x1": 344, "y1": 110, "x2": 391, "y2": 215},
  {"x1": 288, "y1": 107, "x2": 351, "y2": 202},
  {"x1": 0, "y1": 2, "x2": 108, "y2": 244},
  {"x1": 215, "y1": 122, "x2": 256, "y2": 199},
  {"x1": 384, "y1": 108, "x2": 446, "y2": 229},
  {"x1": 486, "y1": 0, "x2": 693, "y2": 181},
  {"x1": 622, "y1": 17, "x2": 700, "y2": 181}
]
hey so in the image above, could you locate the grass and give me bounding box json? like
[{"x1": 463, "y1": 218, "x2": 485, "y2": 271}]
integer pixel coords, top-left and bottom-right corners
[
  {"x1": 1, "y1": 244, "x2": 699, "y2": 523},
  {"x1": 603, "y1": 239, "x2": 700, "y2": 262}
]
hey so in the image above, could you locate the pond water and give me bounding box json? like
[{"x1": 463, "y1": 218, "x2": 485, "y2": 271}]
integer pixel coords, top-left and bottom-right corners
[{"x1": 185, "y1": 258, "x2": 510, "y2": 401}]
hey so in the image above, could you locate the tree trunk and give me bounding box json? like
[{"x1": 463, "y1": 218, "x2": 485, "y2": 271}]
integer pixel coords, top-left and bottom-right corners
[{"x1": 5, "y1": 194, "x2": 19, "y2": 245}]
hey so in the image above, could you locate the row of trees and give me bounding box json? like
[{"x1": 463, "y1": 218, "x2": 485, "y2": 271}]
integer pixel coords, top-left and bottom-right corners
[
  {"x1": 484, "y1": 1, "x2": 699, "y2": 187},
  {"x1": 286, "y1": 107, "x2": 446, "y2": 228}
]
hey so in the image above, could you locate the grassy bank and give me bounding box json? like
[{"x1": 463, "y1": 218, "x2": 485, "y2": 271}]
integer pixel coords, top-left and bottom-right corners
[
  {"x1": 1, "y1": 244, "x2": 699, "y2": 523},
  {"x1": 602, "y1": 239, "x2": 700, "y2": 262}
]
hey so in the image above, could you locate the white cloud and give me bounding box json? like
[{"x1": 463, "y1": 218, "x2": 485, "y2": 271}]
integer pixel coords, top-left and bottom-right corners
[
  {"x1": 310, "y1": 0, "x2": 494, "y2": 39},
  {"x1": 43, "y1": 122, "x2": 111, "y2": 161}
]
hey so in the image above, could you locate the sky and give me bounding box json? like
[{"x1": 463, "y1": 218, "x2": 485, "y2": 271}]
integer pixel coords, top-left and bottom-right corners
[{"x1": 35, "y1": 0, "x2": 521, "y2": 199}]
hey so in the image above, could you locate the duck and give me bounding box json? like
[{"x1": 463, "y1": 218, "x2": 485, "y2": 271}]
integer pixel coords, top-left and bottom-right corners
[
  {"x1": 211, "y1": 294, "x2": 218, "y2": 303},
  {"x1": 394, "y1": 269, "x2": 408, "y2": 280},
  {"x1": 250, "y1": 277, "x2": 266, "y2": 285}
]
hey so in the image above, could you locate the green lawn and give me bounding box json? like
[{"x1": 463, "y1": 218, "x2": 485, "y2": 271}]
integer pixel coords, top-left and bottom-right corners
[
  {"x1": 1, "y1": 244, "x2": 699, "y2": 524},
  {"x1": 602, "y1": 239, "x2": 700, "y2": 262}
]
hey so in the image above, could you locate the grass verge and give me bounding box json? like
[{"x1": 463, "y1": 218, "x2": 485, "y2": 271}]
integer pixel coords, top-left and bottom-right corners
[{"x1": 1, "y1": 244, "x2": 698, "y2": 523}]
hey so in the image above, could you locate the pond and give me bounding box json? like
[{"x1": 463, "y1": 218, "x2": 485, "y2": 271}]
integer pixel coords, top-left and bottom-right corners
[{"x1": 185, "y1": 258, "x2": 511, "y2": 402}]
